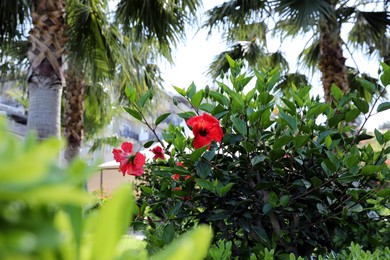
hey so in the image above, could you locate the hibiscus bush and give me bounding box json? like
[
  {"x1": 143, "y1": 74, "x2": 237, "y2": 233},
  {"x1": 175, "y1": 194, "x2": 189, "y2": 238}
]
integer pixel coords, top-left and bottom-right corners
[{"x1": 117, "y1": 58, "x2": 390, "y2": 258}]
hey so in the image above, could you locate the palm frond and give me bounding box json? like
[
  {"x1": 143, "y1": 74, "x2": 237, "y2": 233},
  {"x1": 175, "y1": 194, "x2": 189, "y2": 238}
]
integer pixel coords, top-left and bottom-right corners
[
  {"x1": 203, "y1": 0, "x2": 267, "y2": 33},
  {"x1": 115, "y1": 0, "x2": 201, "y2": 55},
  {"x1": 274, "y1": 0, "x2": 333, "y2": 32},
  {"x1": 66, "y1": 0, "x2": 122, "y2": 82},
  {"x1": 207, "y1": 45, "x2": 245, "y2": 79},
  {"x1": 0, "y1": 0, "x2": 30, "y2": 45},
  {"x1": 0, "y1": 40, "x2": 28, "y2": 77},
  {"x1": 274, "y1": 72, "x2": 309, "y2": 97},
  {"x1": 83, "y1": 82, "x2": 114, "y2": 140},
  {"x1": 115, "y1": 39, "x2": 164, "y2": 102},
  {"x1": 225, "y1": 22, "x2": 268, "y2": 46},
  {"x1": 298, "y1": 38, "x2": 320, "y2": 75},
  {"x1": 348, "y1": 11, "x2": 390, "y2": 47}
]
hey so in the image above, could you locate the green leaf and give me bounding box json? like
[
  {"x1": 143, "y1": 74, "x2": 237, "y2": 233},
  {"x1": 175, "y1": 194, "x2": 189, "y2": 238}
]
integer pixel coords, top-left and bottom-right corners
[
  {"x1": 352, "y1": 98, "x2": 369, "y2": 114},
  {"x1": 196, "y1": 161, "x2": 211, "y2": 178},
  {"x1": 143, "y1": 141, "x2": 155, "y2": 149},
  {"x1": 279, "y1": 195, "x2": 290, "y2": 206},
  {"x1": 279, "y1": 111, "x2": 297, "y2": 131},
  {"x1": 162, "y1": 223, "x2": 175, "y2": 244},
  {"x1": 282, "y1": 98, "x2": 296, "y2": 115},
  {"x1": 150, "y1": 225, "x2": 212, "y2": 260},
  {"x1": 173, "y1": 86, "x2": 186, "y2": 96},
  {"x1": 325, "y1": 135, "x2": 332, "y2": 148},
  {"x1": 377, "y1": 188, "x2": 390, "y2": 198},
  {"x1": 125, "y1": 86, "x2": 137, "y2": 102},
  {"x1": 196, "y1": 179, "x2": 214, "y2": 191},
  {"x1": 345, "y1": 109, "x2": 360, "y2": 122},
  {"x1": 307, "y1": 103, "x2": 329, "y2": 118},
  {"x1": 331, "y1": 84, "x2": 343, "y2": 100},
  {"x1": 357, "y1": 78, "x2": 376, "y2": 93},
  {"x1": 138, "y1": 92, "x2": 152, "y2": 108},
  {"x1": 380, "y1": 62, "x2": 390, "y2": 86},
  {"x1": 226, "y1": 54, "x2": 236, "y2": 68},
  {"x1": 252, "y1": 226, "x2": 268, "y2": 244},
  {"x1": 0, "y1": 138, "x2": 60, "y2": 183},
  {"x1": 251, "y1": 155, "x2": 267, "y2": 166},
  {"x1": 293, "y1": 135, "x2": 310, "y2": 147},
  {"x1": 383, "y1": 130, "x2": 390, "y2": 142},
  {"x1": 374, "y1": 129, "x2": 384, "y2": 145},
  {"x1": 186, "y1": 82, "x2": 196, "y2": 98},
  {"x1": 377, "y1": 102, "x2": 390, "y2": 113},
  {"x1": 273, "y1": 136, "x2": 292, "y2": 149},
  {"x1": 190, "y1": 146, "x2": 208, "y2": 161},
  {"x1": 178, "y1": 111, "x2": 197, "y2": 121},
  {"x1": 198, "y1": 103, "x2": 214, "y2": 113},
  {"x1": 361, "y1": 165, "x2": 382, "y2": 175},
  {"x1": 123, "y1": 107, "x2": 142, "y2": 121},
  {"x1": 209, "y1": 91, "x2": 228, "y2": 105},
  {"x1": 191, "y1": 90, "x2": 204, "y2": 108},
  {"x1": 216, "y1": 183, "x2": 234, "y2": 197},
  {"x1": 231, "y1": 116, "x2": 247, "y2": 137},
  {"x1": 155, "y1": 113, "x2": 171, "y2": 126},
  {"x1": 90, "y1": 185, "x2": 133, "y2": 260}
]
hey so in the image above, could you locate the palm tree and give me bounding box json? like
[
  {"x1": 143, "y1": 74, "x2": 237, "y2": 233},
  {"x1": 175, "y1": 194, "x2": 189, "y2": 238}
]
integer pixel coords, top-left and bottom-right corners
[
  {"x1": 62, "y1": 0, "x2": 202, "y2": 162},
  {"x1": 0, "y1": 0, "x2": 67, "y2": 139},
  {"x1": 204, "y1": 0, "x2": 390, "y2": 102},
  {"x1": 1, "y1": 0, "x2": 202, "y2": 162}
]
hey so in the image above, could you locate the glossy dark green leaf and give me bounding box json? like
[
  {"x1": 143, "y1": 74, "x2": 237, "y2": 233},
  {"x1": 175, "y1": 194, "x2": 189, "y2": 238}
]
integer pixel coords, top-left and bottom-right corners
[
  {"x1": 195, "y1": 160, "x2": 211, "y2": 178},
  {"x1": 331, "y1": 84, "x2": 343, "y2": 100},
  {"x1": 279, "y1": 111, "x2": 297, "y2": 131},
  {"x1": 191, "y1": 90, "x2": 204, "y2": 108},
  {"x1": 143, "y1": 140, "x2": 155, "y2": 149},
  {"x1": 123, "y1": 107, "x2": 142, "y2": 121},
  {"x1": 273, "y1": 136, "x2": 292, "y2": 149},
  {"x1": 345, "y1": 109, "x2": 360, "y2": 122},
  {"x1": 307, "y1": 103, "x2": 329, "y2": 118},
  {"x1": 293, "y1": 135, "x2": 309, "y2": 148},
  {"x1": 377, "y1": 102, "x2": 390, "y2": 113},
  {"x1": 374, "y1": 129, "x2": 384, "y2": 145},
  {"x1": 231, "y1": 116, "x2": 247, "y2": 137},
  {"x1": 139, "y1": 92, "x2": 152, "y2": 108},
  {"x1": 173, "y1": 86, "x2": 186, "y2": 96},
  {"x1": 352, "y1": 98, "x2": 369, "y2": 114},
  {"x1": 251, "y1": 155, "x2": 267, "y2": 166},
  {"x1": 186, "y1": 82, "x2": 197, "y2": 98},
  {"x1": 155, "y1": 113, "x2": 171, "y2": 126}
]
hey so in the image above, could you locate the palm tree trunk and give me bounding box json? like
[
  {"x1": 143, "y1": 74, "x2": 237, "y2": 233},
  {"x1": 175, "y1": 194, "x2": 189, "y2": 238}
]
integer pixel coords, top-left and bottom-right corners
[
  {"x1": 64, "y1": 65, "x2": 84, "y2": 162},
  {"x1": 27, "y1": 0, "x2": 66, "y2": 140},
  {"x1": 318, "y1": 12, "x2": 349, "y2": 103}
]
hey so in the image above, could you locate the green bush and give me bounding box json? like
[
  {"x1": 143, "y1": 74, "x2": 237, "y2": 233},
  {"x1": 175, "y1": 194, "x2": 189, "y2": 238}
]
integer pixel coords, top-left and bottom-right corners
[
  {"x1": 123, "y1": 58, "x2": 390, "y2": 258},
  {"x1": 0, "y1": 118, "x2": 212, "y2": 260}
]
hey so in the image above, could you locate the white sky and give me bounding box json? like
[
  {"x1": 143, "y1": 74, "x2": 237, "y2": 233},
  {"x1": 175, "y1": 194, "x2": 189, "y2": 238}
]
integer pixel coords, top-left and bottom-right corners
[{"x1": 159, "y1": 1, "x2": 389, "y2": 131}]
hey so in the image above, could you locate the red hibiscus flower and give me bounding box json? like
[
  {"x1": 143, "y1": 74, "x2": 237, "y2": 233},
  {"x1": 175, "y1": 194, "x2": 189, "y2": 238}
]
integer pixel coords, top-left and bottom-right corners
[
  {"x1": 186, "y1": 113, "x2": 224, "y2": 149},
  {"x1": 172, "y1": 174, "x2": 180, "y2": 181},
  {"x1": 112, "y1": 142, "x2": 146, "y2": 176},
  {"x1": 151, "y1": 145, "x2": 165, "y2": 160}
]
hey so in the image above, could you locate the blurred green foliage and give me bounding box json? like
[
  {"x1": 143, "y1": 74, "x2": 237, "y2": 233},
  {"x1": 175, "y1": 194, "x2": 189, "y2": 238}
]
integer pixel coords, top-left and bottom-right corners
[{"x1": 0, "y1": 118, "x2": 212, "y2": 259}]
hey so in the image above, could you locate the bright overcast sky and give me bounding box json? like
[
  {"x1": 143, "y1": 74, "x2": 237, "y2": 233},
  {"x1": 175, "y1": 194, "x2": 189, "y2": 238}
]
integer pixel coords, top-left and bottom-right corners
[{"x1": 159, "y1": 1, "x2": 388, "y2": 130}]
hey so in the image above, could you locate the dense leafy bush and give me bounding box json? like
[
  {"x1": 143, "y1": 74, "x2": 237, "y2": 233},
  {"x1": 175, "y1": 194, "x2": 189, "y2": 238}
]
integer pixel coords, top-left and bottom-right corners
[
  {"x1": 123, "y1": 58, "x2": 390, "y2": 258},
  {"x1": 0, "y1": 118, "x2": 212, "y2": 260}
]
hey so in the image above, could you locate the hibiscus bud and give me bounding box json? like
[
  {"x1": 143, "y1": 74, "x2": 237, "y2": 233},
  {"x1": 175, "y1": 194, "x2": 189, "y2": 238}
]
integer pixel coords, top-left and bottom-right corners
[{"x1": 205, "y1": 85, "x2": 209, "y2": 98}]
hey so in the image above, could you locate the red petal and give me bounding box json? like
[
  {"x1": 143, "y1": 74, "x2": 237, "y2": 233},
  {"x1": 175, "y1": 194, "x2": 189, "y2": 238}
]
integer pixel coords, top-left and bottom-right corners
[
  {"x1": 112, "y1": 148, "x2": 124, "y2": 162},
  {"x1": 193, "y1": 135, "x2": 212, "y2": 149},
  {"x1": 121, "y1": 142, "x2": 133, "y2": 153},
  {"x1": 133, "y1": 153, "x2": 146, "y2": 167}
]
